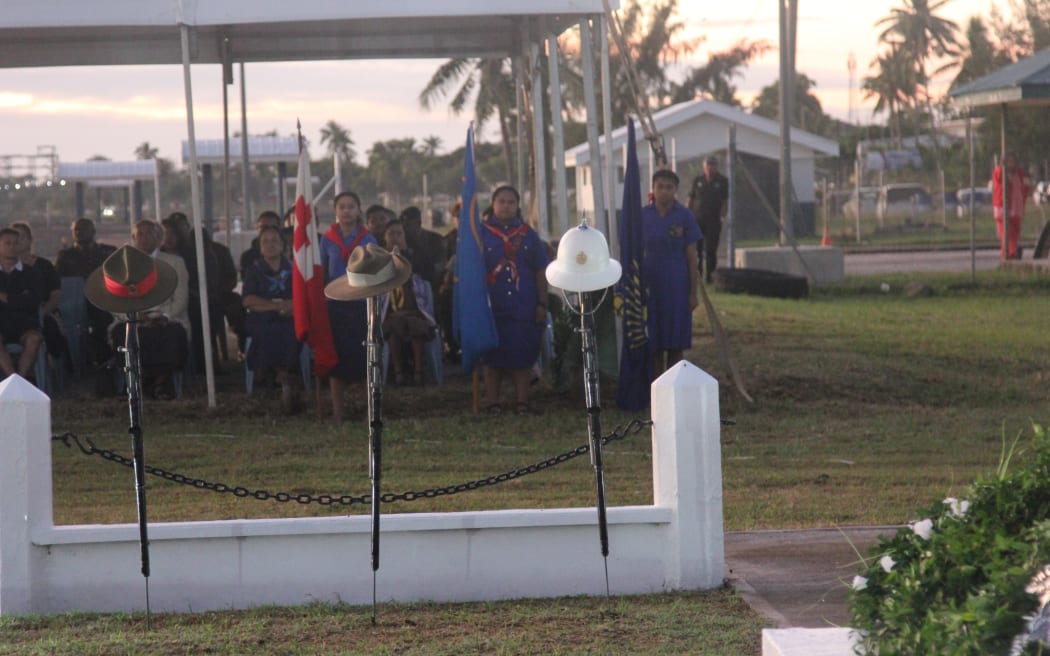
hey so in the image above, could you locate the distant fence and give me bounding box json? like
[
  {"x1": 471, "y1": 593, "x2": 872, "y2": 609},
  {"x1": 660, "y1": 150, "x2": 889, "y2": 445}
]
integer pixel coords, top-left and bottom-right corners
[{"x1": 0, "y1": 361, "x2": 723, "y2": 615}]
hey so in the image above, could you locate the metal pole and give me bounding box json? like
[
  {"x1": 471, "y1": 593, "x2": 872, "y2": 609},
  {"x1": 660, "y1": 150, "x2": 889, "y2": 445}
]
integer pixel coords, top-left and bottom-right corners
[
  {"x1": 854, "y1": 158, "x2": 862, "y2": 244},
  {"x1": 365, "y1": 295, "x2": 384, "y2": 624},
  {"x1": 239, "y1": 62, "x2": 252, "y2": 225},
  {"x1": 529, "y1": 37, "x2": 550, "y2": 240},
  {"x1": 514, "y1": 57, "x2": 527, "y2": 197},
  {"x1": 122, "y1": 312, "x2": 152, "y2": 628},
  {"x1": 334, "y1": 153, "x2": 343, "y2": 196},
  {"x1": 1001, "y1": 103, "x2": 1009, "y2": 260},
  {"x1": 968, "y1": 113, "x2": 976, "y2": 282},
  {"x1": 221, "y1": 36, "x2": 232, "y2": 244},
  {"x1": 777, "y1": 0, "x2": 795, "y2": 244},
  {"x1": 180, "y1": 23, "x2": 218, "y2": 408},
  {"x1": 580, "y1": 17, "x2": 606, "y2": 228},
  {"x1": 152, "y1": 160, "x2": 161, "y2": 222},
  {"x1": 727, "y1": 124, "x2": 736, "y2": 269},
  {"x1": 600, "y1": 14, "x2": 616, "y2": 240},
  {"x1": 578, "y1": 292, "x2": 610, "y2": 598},
  {"x1": 547, "y1": 31, "x2": 570, "y2": 238}
]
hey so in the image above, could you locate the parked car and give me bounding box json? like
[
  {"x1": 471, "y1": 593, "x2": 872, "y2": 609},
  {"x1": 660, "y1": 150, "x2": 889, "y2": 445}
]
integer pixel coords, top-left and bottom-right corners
[
  {"x1": 843, "y1": 187, "x2": 880, "y2": 220},
  {"x1": 1034, "y1": 181, "x2": 1050, "y2": 206},
  {"x1": 956, "y1": 187, "x2": 993, "y2": 218},
  {"x1": 876, "y1": 183, "x2": 932, "y2": 222}
]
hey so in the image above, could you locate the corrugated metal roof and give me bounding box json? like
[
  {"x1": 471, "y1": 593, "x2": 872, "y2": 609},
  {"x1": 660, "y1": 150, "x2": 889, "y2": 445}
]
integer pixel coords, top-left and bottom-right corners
[
  {"x1": 181, "y1": 136, "x2": 300, "y2": 164},
  {"x1": 57, "y1": 160, "x2": 158, "y2": 181},
  {"x1": 949, "y1": 48, "x2": 1050, "y2": 107},
  {"x1": 0, "y1": 0, "x2": 616, "y2": 68}
]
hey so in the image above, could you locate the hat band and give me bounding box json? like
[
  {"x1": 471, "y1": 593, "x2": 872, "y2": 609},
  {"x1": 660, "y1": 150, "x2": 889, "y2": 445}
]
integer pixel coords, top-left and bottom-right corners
[
  {"x1": 345, "y1": 258, "x2": 395, "y2": 288},
  {"x1": 104, "y1": 267, "x2": 158, "y2": 299}
]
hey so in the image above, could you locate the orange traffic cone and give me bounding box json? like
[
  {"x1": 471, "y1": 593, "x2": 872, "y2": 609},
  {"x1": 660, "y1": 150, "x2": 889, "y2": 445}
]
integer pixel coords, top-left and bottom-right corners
[{"x1": 821, "y1": 220, "x2": 832, "y2": 246}]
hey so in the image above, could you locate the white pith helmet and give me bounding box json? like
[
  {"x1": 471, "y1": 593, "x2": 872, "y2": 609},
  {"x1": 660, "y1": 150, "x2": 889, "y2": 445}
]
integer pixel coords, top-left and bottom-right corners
[{"x1": 545, "y1": 222, "x2": 622, "y2": 292}]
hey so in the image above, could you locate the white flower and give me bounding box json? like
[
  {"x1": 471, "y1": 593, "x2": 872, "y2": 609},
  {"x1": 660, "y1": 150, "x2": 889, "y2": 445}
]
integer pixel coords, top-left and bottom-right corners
[
  {"x1": 852, "y1": 575, "x2": 868, "y2": 591},
  {"x1": 911, "y1": 518, "x2": 934, "y2": 540},
  {"x1": 880, "y1": 555, "x2": 896, "y2": 573},
  {"x1": 943, "y1": 497, "x2": 970, "y2": 518}
]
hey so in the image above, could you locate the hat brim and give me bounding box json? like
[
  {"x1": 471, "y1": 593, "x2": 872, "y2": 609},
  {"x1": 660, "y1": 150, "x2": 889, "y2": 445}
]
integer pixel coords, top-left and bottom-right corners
[
  {"x1": 324, "y1": 253, "x2": 413, "y2": 301},
  {"x1": 84, "y1": 257, "x2": 179, "y2": 313},
  {"x1": 546, "y1": 258, "x2": 622, "y2": 293}
]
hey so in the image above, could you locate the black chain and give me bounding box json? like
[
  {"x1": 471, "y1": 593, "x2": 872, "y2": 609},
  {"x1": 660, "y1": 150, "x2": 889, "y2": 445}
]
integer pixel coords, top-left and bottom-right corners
[{"x1": 51, "y1": 418, "x2": 653, "y2": 507}]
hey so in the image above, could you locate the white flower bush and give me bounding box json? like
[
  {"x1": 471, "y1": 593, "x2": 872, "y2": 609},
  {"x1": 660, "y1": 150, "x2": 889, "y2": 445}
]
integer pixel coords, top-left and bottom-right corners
[
  {"x1": 910, "y1": 518, "x2": 934, "y2": 540},
  {"x1": 944, "y1": 497, "x2": 971, "y2": 518}
]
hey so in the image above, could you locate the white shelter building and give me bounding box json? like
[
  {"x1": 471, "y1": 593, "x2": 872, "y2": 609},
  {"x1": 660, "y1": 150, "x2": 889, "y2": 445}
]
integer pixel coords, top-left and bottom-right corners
[{"x1": 565, "y1": 99, "x2": 839, "y2": 239}]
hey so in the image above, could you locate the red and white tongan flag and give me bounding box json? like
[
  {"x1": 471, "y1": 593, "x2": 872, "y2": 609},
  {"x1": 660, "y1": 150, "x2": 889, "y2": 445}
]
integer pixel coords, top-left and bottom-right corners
[{"x1": 292, "y1": 140, "x2": 338, "y2": 377}]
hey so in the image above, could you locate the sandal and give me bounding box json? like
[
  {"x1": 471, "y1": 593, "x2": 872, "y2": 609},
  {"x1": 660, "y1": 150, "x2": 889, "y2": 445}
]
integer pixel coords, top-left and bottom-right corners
[{"x1": 485, "y1": 403, "x2": 503, "y2": 416}]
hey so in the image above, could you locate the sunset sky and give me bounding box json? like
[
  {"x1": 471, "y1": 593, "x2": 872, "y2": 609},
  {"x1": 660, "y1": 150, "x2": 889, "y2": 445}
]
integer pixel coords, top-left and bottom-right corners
[{"x1": 0, "y1": 0, "x2": 994, "y2": 170}]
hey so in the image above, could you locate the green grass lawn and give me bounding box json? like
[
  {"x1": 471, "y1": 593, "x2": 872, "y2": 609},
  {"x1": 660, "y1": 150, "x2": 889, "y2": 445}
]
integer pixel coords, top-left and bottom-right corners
[{"x1": 11, "y1": 267, "x2": 1050, "y2": 654}]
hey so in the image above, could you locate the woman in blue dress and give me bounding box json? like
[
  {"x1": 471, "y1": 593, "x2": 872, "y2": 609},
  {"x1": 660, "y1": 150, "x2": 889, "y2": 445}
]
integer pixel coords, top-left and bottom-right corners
[
  {"x1": 642, "y1": 169, "x2": 701, "y2": 379},
  {"x1": 320, "y1": 190, "x2": 377, "y2": 423},
  {"x1": 481, "y1": 185, "x2": 549, "y2": 415},
  {"x1": 242, "y1": 225, "x2": 301, "y2": 411}
]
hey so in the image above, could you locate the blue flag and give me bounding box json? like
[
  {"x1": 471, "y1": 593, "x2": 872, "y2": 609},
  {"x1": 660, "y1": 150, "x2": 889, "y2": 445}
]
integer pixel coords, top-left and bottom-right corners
[
  {"x1": 453, "y1": 126, "x2": 498, "y2": 374},
  {"x1": 616, "y1": 118, "x2": 652, "y2": 411}
]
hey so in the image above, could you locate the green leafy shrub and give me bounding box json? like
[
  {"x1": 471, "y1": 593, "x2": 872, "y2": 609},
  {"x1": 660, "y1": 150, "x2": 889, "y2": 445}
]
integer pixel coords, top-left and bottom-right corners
[{"x1": 850, "y1": 425, "x2": 1050, "y2": 655}]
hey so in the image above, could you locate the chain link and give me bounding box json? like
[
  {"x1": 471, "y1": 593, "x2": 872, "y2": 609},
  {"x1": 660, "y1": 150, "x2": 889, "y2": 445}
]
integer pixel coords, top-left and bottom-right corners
[{"x1": 51, "y1": 418, "x2": 653, "y2": 507}]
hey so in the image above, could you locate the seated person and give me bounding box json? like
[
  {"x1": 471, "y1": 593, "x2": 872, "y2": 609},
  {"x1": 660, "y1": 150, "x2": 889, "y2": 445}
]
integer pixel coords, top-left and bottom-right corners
[
  {"x1": 240, "y1": 210, "x2": 282, "y2": 279},
  {"x1": 400, "y1": 205, "x2": 444, "y2": 290},
  {"x1": 10, "y1": 221, "x2": 64, "y2": 368},
  {"x1": 55, "y1": 218, "x2": 116, "y2": 375},
  {"x1": 365, "y1": 204, "x2": 392, "y2": 245},
  {"x1": 242, "y1": 225, "x2": 301, "y2": 412},
  {"x1": 381, "y1": 221, "x2": 437, "y2": 386},
  {"x1": 0, "y1": 227, "x2": 44, "y2": 381},
  {"x1": 109, "y1": 221, "x2": 190, "y2": 400}
]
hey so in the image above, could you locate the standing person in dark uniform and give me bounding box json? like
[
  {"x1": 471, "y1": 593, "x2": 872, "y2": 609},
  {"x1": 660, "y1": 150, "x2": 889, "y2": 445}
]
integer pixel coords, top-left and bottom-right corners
[{"x1": 687, "y1": 156, "x2": 729, "y2": 284}]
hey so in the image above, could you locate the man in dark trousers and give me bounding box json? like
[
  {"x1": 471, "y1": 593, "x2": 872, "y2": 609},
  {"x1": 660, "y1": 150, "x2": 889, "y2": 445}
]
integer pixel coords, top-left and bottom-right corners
[{"x1": 687, "y1": 156, "x2": 729, "y2": 284}]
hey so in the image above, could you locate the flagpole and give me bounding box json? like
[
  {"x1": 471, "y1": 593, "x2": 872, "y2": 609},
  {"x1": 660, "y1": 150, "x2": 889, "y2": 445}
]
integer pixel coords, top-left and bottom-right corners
[{"x1": 365, "y1": 294, "x2": 384, "y2": 624}]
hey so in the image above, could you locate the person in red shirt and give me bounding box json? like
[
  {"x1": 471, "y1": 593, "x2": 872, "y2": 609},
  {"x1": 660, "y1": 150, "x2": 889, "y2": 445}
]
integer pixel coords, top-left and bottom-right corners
[{"x1": 992, "y1": 152, "x2": 1032, "y2": 260}]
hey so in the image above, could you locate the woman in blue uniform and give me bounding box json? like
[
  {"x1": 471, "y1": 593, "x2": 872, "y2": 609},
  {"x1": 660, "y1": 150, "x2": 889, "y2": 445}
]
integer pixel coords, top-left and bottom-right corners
[
  {"x1": 642, "y1": 169, "x2": 701, "y2": 379},
  {"x1": 481, "y1": 185, "x2": 549, "y2": 415}
]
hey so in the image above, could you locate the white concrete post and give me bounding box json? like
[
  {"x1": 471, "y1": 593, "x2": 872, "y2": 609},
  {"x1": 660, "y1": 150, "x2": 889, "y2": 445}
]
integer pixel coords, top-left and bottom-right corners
[
  {"x1": 0, "y1": 375, "x2": 53, "y2": 614},
  {"x1": 651, "y1": 361, "x2": 724, "y2": 588}
]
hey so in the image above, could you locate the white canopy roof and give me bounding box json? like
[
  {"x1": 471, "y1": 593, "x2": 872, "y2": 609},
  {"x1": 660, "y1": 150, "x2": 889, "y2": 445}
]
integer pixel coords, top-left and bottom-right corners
[{"x1": 0, "y1": 0, "x2": 613, "y2": 67}]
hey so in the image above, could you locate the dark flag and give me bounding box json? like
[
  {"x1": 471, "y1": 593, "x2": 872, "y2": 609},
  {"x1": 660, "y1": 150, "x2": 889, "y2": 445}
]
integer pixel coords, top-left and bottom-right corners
[
  {"x1": 616, "y1": 117, "x2": 651, "y2": 411},
  {"x1": 452, "y1": 125, "x2": 498, "y2": 374}
]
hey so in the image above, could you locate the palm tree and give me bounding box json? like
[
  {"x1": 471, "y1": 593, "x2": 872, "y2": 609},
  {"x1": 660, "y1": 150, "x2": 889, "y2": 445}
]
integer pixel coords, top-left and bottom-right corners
[
  {"x1": 134, "y1": 141, "x2": 158, "y2": 160},
  {"x1": 368, "y1": 138, "x2": 420, "y2": 208},
  {"x1": 862, "y1": 43, "x2": 919, "y2": 146},
  {"x1": 420, "y1": 135, "x2": 443, "y2": 158},
  {"x1": 672, "y1": 39, "x2": 771, "y2": 106},
  {"x1": 750, "y1": 73, "x2": 830, "y2": 134},
  {"x1": 562, "y1": 0, "x2": 699, "y2": 125},
  {"x1": 952, "y1": 16, "x2": 1010, "y2": 90},
  {"x1": 419, "y1": 57, "x2": 516, "y2": 182},
  {"x1": 876, "y1": 0, "x2": 959, "y2": 161},
  {"x1": 319, "y1": 120, "x2": 355, "y2": 164}
]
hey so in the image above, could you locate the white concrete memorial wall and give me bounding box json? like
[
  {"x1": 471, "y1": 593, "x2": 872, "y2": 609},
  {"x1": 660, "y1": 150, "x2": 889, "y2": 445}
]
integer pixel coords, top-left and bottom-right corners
[{"x1": 0, "y1": 362, "x2": 722, "y2": 614}]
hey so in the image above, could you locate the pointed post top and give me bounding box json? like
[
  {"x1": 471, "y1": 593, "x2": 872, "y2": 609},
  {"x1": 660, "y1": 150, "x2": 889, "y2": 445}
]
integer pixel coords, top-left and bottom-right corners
[{"x1": 296, "y1": 119, "x2": 303, "y2": 154}]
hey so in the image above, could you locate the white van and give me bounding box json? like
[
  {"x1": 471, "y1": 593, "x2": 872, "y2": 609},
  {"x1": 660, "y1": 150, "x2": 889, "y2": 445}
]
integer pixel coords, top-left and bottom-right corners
[{"x1": 877, "y1": 183, "x2": 932, "y2": 222}]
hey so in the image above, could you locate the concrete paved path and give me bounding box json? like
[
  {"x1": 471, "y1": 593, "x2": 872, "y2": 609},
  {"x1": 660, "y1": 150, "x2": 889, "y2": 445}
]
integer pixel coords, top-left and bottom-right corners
[{"x1": 724, "y1": 526, "x2": 898, "y2": 628}]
